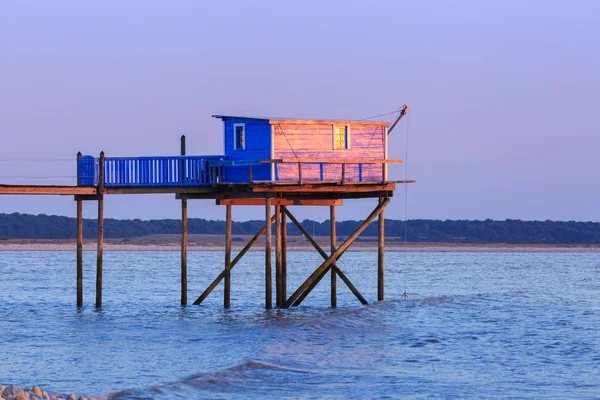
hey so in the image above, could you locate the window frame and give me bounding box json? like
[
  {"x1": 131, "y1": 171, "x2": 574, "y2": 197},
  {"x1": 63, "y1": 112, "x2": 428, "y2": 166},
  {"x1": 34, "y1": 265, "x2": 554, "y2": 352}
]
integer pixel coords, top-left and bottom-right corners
[
  {"x1": 332, "y1": 124, "x2": 351, "y2": 150},
  {"x1": 233, "y1": 123, "x2": 246, "y2": 151}
]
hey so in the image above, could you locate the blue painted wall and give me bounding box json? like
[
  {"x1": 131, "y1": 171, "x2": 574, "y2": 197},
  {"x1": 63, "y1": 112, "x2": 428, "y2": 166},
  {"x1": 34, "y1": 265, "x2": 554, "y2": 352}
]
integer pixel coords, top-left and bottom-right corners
[{"x1": 222, "y1": 117, "x2": 272, "y2": 182}]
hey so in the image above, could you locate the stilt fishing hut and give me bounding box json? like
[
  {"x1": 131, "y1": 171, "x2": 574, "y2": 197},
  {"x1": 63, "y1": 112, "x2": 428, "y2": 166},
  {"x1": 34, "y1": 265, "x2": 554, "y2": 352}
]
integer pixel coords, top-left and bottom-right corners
[{"x1": 0, "y1": 106, "x2": 411, "y2": 309}]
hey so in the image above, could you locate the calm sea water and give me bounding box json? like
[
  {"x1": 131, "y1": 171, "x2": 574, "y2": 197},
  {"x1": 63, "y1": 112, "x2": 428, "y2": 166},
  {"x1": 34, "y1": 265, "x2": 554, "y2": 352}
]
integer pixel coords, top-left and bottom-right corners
[{"x1": 0, "y1": 250, "x2": 598, "y2": 399}]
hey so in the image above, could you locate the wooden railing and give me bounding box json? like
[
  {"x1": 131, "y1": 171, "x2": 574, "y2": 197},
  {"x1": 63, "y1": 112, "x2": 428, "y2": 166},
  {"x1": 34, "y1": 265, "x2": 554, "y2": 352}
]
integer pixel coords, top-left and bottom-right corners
[
  {"x1": 262, "y1": 158, "x2": 403, "y2": 184},
  {"x1": 77, "y1": 156, "x2": 402, "y2": 187}
]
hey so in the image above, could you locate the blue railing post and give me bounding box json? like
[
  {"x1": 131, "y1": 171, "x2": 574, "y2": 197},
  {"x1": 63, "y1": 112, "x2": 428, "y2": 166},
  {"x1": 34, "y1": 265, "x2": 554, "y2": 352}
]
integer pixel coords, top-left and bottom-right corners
[{"x1": 358, "y1": 163, "x2": 363, "y2": 183}]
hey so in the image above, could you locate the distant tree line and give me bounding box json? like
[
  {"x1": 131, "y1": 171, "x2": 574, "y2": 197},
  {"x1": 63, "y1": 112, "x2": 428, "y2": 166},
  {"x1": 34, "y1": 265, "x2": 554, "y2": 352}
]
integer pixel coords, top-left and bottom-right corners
[{"x1": 0, "y1": 213, "x2": 599, "y2": 244}]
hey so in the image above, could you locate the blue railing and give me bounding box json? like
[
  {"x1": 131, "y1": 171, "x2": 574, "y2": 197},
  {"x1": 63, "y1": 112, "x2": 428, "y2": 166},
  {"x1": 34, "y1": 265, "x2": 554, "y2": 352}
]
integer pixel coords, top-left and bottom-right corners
[
  {"x1": 77, "y1": 155, "x2": 225, "y2": 187},
  {"x1": 77, "y1": 155, "x2": 389, "y2": 187}
]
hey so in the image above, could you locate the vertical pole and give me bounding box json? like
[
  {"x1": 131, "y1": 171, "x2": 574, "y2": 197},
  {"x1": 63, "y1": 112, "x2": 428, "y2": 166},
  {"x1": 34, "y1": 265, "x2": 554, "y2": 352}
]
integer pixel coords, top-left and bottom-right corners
[
  {"x1": 281, "y1": 208, "x2": 287, "y2": 303},
  {"x1": 275, "y1": 203, "x2": 282, "y2": 307},
  {"x1": 76, "y1": 152, "x2": 83, "y2": 309},
  {"x1": 330, "y1": 205, "x2": 337, "y2": 308},
  {"x1": 224, "y1": 204, "x2": 232, "y2": 308},
  {"x1": 265, "y1": 198, "x2": 272, "y2": 309},
  {"x1": 378, "y1": 197, "x2": 385, "y2": 301},
  {"x1": 77, "y1": 196, "x2": 83, "y2": 308},
  {"x1": 180, "y1": 135, "x2": 187, "y2": 306},
  {"x1": 96, "y1": 151, "x2": 105, "y2": 309}
]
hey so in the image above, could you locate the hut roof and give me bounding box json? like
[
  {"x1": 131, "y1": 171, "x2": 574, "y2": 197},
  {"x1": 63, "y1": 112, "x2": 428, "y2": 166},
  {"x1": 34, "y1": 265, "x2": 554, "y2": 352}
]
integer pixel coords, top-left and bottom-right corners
[{"x1": 211, "y1": 115, "x2": 391, "y2": 126}]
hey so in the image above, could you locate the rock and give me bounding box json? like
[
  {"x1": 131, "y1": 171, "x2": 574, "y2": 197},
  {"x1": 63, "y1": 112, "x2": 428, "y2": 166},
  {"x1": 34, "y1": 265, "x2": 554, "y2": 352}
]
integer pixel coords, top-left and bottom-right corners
[
  {"x1": 3, "y1": 386, "x2": 24, "y2": 398},
  {"x1": 68, "y1": 395, "x2": 77, "y2": 400},
  {"x1": 31, "y1": 388, "x2": 42, "y2": 397},
  {"x1": 0, "y1": 385, "x2": 5, "y2": 394},
  {"x1": 14, "y1": 392, "x2": 30, "y2": 400}
]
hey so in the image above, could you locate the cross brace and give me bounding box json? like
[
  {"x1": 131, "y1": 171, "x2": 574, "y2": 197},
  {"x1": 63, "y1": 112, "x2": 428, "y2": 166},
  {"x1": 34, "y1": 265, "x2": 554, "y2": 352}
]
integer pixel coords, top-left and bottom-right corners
[
  {"x1": 281, "y1": 206, "x2": 367, "y2": 306},
  {"x1": 192, "y1": 214, "x2": 277, "y2": 305},
  {"x1": 282, "y1": 198, "x2": 390, "y2": 308}
]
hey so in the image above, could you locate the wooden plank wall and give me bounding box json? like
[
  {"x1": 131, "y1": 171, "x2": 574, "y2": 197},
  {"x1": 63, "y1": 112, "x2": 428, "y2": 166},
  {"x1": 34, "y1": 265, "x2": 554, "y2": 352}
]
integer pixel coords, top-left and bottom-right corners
[
  {"x1": 223, "y1": 118, "x2": 272, "y2": 182},
  {"x1": 273, "y1": 123, "x2": 387, "y2": 182}
]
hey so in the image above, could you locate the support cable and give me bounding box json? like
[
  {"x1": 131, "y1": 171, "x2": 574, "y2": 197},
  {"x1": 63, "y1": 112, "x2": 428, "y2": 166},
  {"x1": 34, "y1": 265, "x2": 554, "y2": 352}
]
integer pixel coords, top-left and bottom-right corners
[
  {"x1": 0, "y1": 157, "x2": 74, "y2": 162},
  {"x1": 402, "y1": 113, "x2": 410, "y2": 299},
  {"x1": 359, "y1": 107, "x2": 406, "y2": 160},
  {"x1": 0, "y1": 175, "x2": 77, "y2": 179},
  {"x1": 276, "y1": 124, "x2": 299, "y2": 159}
]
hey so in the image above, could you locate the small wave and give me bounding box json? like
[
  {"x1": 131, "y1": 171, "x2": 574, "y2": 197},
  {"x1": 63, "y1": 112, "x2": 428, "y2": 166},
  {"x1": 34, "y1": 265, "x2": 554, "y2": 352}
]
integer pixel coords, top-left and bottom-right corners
[
  {"x1": 109, "y1": 361, "x2": 310, "y2": 399},
  {"x1": 409, "y1": 338, "x2": 442, "y2": 347},
  {"x1": 415, "y1": 296, "x2": 452, "y2": 305},
  {"x1": 201, "y1": 360, "x2": 309, "y2": 375}
]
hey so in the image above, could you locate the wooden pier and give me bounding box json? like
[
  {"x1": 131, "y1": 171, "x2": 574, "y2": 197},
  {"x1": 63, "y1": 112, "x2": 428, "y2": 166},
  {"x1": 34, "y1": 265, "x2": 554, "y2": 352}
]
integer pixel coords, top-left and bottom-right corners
[
  {"x1": 0, "y1": 174, "x2": 407, "y2": 310},
  {"x1": 0, "y1": 110, "x2": 412, "y2": 309}
]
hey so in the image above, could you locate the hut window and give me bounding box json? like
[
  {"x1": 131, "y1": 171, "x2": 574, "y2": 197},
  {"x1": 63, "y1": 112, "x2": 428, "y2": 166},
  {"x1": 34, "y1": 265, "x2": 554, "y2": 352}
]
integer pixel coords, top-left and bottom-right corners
[
  {"x1": 333, "y1": 125, "x2": 350, "y2": 150},
  {"x1": 233, "y1": 123, "x2": 245, "y2": 150}
]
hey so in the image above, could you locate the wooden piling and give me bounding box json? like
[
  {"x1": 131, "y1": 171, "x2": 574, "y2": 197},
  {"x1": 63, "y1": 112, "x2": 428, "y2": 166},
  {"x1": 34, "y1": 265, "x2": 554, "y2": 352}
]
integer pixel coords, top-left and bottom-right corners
[
  {"x1": 76, "y1": 195, "x2": 83, "y2": 308},
  {"x1": 275, "y1": 203, "x2": 282, "y2": 307},
  {"x1": 265, "y1": 198, "x2": 272, "y2": 309},
  {"x1": 181, "y1": 135, "x2": 187, "y2": 306},
  {"x1": 96, "y1": 151, "x2": 105, "y2": 309},
  {"x1": 281, "y1": 208, "x2": 287, "y2": 303},
  {"x1": 378, "y1": 197, "x2": 385, "y2": 301},
  {"x1": 224, "y1": 204, "x2": 232, "y2": 308},
  {"x1": 330, "y1": 205, "x2": 337, "y2": 308},
  {"x1": 76, "y1": 152, "x2": 83, "y2": 309}
]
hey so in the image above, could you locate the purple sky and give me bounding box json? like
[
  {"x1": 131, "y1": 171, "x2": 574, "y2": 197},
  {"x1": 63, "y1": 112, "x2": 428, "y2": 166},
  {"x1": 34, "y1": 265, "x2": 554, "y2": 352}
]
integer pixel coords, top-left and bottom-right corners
[{"x1": 1, "y1": 1, "x2": 598, "y2": 222}]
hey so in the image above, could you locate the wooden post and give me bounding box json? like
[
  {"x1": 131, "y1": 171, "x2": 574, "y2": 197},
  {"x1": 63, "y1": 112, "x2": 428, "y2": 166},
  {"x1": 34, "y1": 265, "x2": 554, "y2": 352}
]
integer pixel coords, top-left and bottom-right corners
[
  {"x1": 181, "y1": 135, "x2": 187, "y2": 306},
  {"x1": 224, "y1": 204, "x2": 232, "y2": 308},
  {"x1": 248, "y1": 165, "x2": 253, "y2": 184},
  {"x1": 76, "y1": 152, "x2": 83, "y2": 309},
  {"x1": 330, "y1": 205, "x2": 337, "y2": 308},
  {"x1": 378, "y1": 197, "x2": 385, "y2": 301},
  {"x1": 265, "y1": 198, "x2": 272, "y2": 309},
  {"x1": 281, "y1": 208, "x2": 287, "y2": 303},
  {"x1": 76, "y1": 198, "x2": 83, "y2": 309},
  {"x1": 275, "y1": 203, "x2": 282, "y2": 307},
  {"x1": 297, "y1": 162, "x2": 302, "y2": 185},
  {"x1": 96, "y1": 151, "x2": 105, "y2": 309},
  {"x1": 341, "y1": 163, "x2": 346, "y2": 184}
]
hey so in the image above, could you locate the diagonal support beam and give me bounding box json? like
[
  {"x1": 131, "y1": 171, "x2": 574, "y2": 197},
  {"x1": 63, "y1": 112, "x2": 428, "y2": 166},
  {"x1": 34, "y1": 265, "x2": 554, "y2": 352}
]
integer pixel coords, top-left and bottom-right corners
[
  {"x1": 281, "y1": 206, "x2": 328, "y2": 259},
  {"x1": 282, "y1": 206, "x2": 367, "y2": 306},
  {"x1": 283, "y1": 198, "x2": 390, "y2": 308},
  {"x1": 332, "y1": 265, "x2": 368, "y2": 305},
  {"x1": 192, "y1": 214, "x2": 276, "y2": 305},
  {"x1": 292, "y1": 264, "x2": 333, "y2": 306}
]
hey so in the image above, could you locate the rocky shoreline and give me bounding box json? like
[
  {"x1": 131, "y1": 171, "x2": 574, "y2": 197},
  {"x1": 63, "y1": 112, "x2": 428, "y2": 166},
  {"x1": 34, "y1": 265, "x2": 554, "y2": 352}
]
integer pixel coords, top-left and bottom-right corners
[{"x1": 0, "y1": 385, "x2": 105, "y2": 400}]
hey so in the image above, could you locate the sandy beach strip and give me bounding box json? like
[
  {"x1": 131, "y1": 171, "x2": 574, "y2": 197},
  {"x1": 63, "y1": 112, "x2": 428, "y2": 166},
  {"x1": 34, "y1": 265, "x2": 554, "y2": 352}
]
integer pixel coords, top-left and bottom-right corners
[{"x1": 1, "y1": 240, "x2": 599, "y2": 252}]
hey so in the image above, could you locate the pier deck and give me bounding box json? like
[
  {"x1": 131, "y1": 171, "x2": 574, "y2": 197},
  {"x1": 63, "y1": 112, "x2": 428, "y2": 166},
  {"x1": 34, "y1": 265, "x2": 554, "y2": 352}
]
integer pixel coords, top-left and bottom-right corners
[{"x1": 1, "y1": 134, "x2": 414, "y2": 310}]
